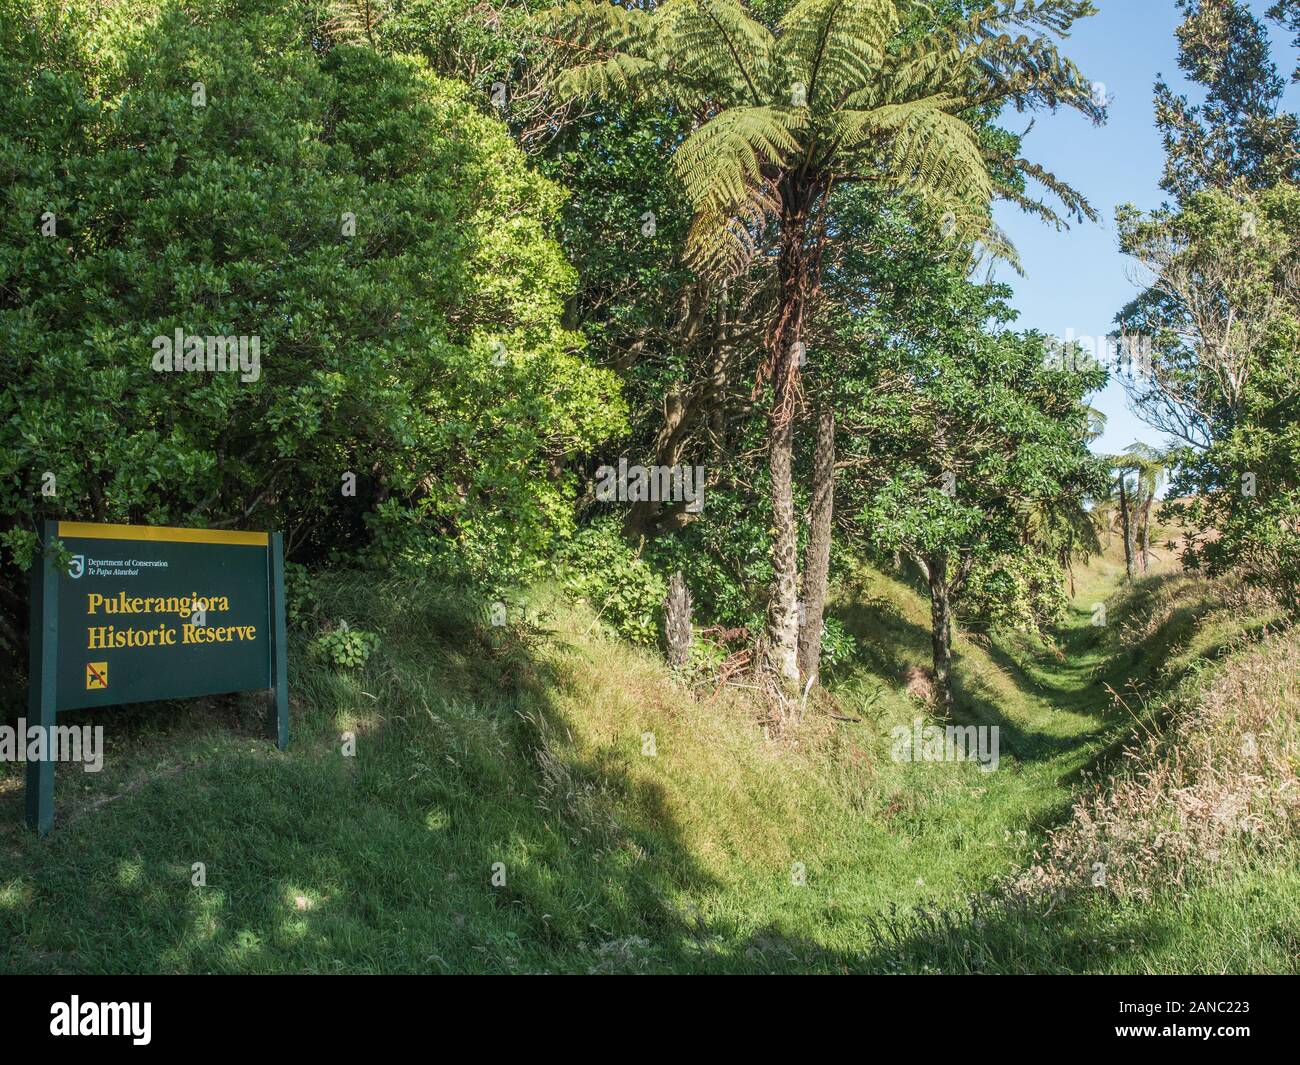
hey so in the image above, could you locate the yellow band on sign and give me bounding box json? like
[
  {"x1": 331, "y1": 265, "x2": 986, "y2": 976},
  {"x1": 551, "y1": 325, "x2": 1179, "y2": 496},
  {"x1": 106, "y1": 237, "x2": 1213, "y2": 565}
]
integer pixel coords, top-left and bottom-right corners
[{"x1": 57, "y1": 522, "x2": 268, "y2": 547}]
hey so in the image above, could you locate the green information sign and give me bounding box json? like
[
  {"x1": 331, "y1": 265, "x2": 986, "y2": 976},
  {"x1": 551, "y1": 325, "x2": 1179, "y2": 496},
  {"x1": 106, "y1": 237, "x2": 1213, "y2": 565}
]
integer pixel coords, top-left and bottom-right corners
[{"x1": 26, "y1": 520, "x2": 289, "y2": 834}]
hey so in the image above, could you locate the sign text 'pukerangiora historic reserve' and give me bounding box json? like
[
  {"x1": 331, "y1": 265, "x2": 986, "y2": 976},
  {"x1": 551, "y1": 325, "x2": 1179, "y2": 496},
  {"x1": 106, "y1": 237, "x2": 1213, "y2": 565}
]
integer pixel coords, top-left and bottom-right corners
[{"x1": 60, "y1": 524, "x2": 271, "y2": 708}]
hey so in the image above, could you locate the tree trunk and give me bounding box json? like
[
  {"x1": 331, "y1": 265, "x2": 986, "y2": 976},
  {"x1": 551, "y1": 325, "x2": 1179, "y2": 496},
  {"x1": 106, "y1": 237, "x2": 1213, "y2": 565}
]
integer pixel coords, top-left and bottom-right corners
[
  {"x1": 663, "y1": 571, "x2": 692, "y2": 668},
  {"x1": 708, "y1": 283, "x2": 732, "y2": 463},
  {"x1": 927, "y1": 554, "x2": 955, "y2": 717},
  {"x1": 1139, "y1": 494, "x2": 1152, "y2": 572},
  {"x1": 624, "y1": 286, "x2": 738, "y2": 540},
  {"x1": 623, "y1": 386, "x2": 695, "y2": 541},
  {"x1": 797, "y1": 401, "x2": 834, "y2": 686},
  {"x1": 766, "y1": 410, "x2": 801, "y2": 684},
  {"x1": 762, "y1": 189, "x2": 818, "y2": 687},
  {"x1": 1118, "y1": 474, "x2": 1135, "y2": 580},
  {"x1": 1065, "y1": 527, "x2": 1077, "y2": 598}
]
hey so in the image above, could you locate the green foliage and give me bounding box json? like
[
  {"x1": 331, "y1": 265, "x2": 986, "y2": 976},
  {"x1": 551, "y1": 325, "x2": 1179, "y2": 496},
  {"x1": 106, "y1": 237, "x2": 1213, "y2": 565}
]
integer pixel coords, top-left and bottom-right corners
[
  {"x1": 1119, "y1": 184, "x2": 1300, "y2": 613},
  {"x1": 1168, "y1": 417, "x2": 1300, "y2": 614},
  {"x1": 687, "y1": 631, "x2": 730, "y2": 674},
  {"x1": 355, "y1": 0, "x2": 541, "y2": 103},
  {"x1": 542, "y1": 0, "x2": 1101, "y2": 278},
  {"x1": 539, "y1": 101, "x2": 697, "y2": 422},
  {"x1": 0, "y1": 0, "x2": 624, "y2": 616},
  {"x1": 1270, "y1": 0, "x2": 1300, "y2": 82},
  {"x1": 1116, "y1": 6, "x2": 1298, "y2": 614},
  {"x1": 1153, "y1": 0, "x2": 1298, "y2": 200},
  {"x1": 963, "y1": 552, "x2": 1070, "y2": 636},
  {"x1": 817, "y1": 614, "x2": 857, "y2": 670},
  {"x1": 311, "y1": 618, "x2": 380, "y2": 670},
  {"x1": 849, "y1": 275, "x2": 1107, "y2": 622},
  {"x1": 636, "y1": 475, "x2": 775, "y2": 634},
  {"x1": 558, "y1": 516, "x2": 666, "y2": 645},
  {"x1": 283, "y1": 561, "x2": 320, "y2": 632},
  {"x1": 1118, "y1": 187, "x2": 1297, "y2": 446}
]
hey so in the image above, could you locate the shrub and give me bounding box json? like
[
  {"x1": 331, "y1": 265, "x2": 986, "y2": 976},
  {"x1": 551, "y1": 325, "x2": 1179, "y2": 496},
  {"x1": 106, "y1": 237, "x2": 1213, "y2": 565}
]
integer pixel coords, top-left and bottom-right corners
[
  {"x1": 284, "y1": 561, "x2": 320, "y2": 632},
  {"x1": 312, "y1": 620, "x2": 380, "y2": 671},
  {"x1": 0, "y1": 0, "x2": 625, "y2": 649},
  {"x1": 558, "y1": 517, "x2": 666, "y2": 645}
]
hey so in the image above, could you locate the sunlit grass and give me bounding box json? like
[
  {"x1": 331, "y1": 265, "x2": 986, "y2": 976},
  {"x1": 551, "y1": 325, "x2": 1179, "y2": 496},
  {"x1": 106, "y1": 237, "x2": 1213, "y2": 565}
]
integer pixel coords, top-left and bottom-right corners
[{"x1": 0, "y1": 553, "x2": 1292, "y2": 973}]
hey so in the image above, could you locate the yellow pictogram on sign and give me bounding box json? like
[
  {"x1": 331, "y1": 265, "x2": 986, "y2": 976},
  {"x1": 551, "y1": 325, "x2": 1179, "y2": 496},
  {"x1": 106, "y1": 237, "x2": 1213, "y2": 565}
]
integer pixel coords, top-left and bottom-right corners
[{"x1": 86, "y1": 662, "x2": 108, "y2": 690}]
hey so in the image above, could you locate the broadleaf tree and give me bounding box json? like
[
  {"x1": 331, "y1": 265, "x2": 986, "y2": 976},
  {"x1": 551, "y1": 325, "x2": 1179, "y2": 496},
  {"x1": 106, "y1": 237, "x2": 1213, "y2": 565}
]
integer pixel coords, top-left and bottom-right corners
[
  {"x1": 853, "y1": 275, "x2": 1107, "y2": 713},
  {"x1": 0, "y1": 0, "x2": 625, "y2": 669},
  {"x1": 1116, "y1": 2, "x2": 1299, "y2": 613}
]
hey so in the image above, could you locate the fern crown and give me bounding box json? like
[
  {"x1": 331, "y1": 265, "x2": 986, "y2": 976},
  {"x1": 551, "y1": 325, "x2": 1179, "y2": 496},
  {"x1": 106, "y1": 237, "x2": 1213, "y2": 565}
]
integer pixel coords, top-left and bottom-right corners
[{"x1": 543, "y1": 0, "x2": 1101, "y2": 277}]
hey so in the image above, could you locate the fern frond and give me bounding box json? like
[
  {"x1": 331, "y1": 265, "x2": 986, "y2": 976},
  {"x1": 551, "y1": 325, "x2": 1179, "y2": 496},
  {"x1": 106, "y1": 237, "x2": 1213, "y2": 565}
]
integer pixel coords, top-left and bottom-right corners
[
  {"x1": 943, "y1": 0, "x2": 1096, "y2": 47},
  {"x1": 662, "y1": 0, "x2": 778, "y2": 105},
  {"x1": 673, "y1": 105, "x2": 806, "y2": 214},
  {"x1": 884, "y1": 1, "x2": 1101, "y2": 120},
  {"x1": 854, "y1": 106, "x2": 993, "y2": 208},
  {"x1": 543, "y1": 0, "x2": 775, "y2": 111},
  {"x1": 776, "y1": 0, "x2": 900, "y2": 110},
  {"x1": 986, "y1": 150, "x2": 1098, "y2": 225},
  {"x1": 967, "y1": 34, "x2": 1100, "y2": 118},
  {"x1": 555, "y1": 55, "x2": 665, "y2": 104},
  {"x1": 975, "y1": 218, "x2": 1022, "y2": 273},
  {"x1": 829, "y1": 93, "x2": 962, "y2": 147},
  {"x1": 326, "y1": 0, "x2": 390, "y2": 44},
  {"x1": 685, "y1": 191, "x2": 778, "y2": 280},
  {"x1": 539, "y1": 2, "x2": 657, "y2": 54}
]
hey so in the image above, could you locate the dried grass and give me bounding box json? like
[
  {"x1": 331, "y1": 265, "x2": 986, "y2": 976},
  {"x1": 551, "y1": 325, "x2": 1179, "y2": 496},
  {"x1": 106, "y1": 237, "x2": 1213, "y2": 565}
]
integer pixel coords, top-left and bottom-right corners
[{"x1": 1010, "y1": 627, "x2": 1300, "y2": 903}]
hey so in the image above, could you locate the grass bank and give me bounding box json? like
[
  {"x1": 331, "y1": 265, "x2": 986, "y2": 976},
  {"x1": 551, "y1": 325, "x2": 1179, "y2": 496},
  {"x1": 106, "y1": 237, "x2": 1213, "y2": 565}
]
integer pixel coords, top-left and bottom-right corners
[{"x1": 0, "y1": 553, "x2": 1294, "y2": 973}]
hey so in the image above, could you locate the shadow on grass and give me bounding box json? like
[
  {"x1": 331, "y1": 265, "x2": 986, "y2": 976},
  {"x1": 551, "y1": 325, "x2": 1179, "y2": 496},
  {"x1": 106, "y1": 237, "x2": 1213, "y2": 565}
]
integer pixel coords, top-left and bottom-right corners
[
  {"x1": 838, "y1": 582, "x2": 1093, "y2": 764},
  {"x1": 0, "y1": 571, "x2": 723, "y2": 974}
]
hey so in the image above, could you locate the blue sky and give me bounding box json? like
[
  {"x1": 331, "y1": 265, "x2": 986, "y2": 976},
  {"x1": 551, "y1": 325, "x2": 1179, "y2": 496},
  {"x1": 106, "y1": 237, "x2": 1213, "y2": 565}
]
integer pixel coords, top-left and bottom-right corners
[{"x1": 989, "y1": 0, "x2": 1300, "y2": 459}]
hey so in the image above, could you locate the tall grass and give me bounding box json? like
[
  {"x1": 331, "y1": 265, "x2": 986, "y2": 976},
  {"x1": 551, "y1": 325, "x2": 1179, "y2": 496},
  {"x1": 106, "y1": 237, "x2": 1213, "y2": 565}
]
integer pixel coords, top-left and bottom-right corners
[{"x1": 0, "y1": 557, "x2": 1294, "y2": 973}]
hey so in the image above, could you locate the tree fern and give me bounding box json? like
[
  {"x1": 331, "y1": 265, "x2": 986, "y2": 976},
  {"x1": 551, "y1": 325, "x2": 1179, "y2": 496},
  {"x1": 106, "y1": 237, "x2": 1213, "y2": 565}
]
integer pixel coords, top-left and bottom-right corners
[
  {"x1": 777, "y1": 0, "x2": 898, "y2": 110},
  {"x1": 542, "y1": 0, "x2": 1099, "y2": 279},
  {"x1": 326, "y1": 0, "x2": 390, "y2": 45},
  {"x1": 539, "y1": 0, "x2": 1103, "y2": 683}
]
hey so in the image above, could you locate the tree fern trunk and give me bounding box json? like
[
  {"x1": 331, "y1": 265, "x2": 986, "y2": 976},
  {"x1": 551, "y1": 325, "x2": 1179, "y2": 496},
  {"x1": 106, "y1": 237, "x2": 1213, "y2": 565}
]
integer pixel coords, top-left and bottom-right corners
[
  {"x1": 663, "y1": 571, "x2": 692, "y2": 668},
  {"x1": 1118, "y1": 474, "x2": 1135, "y2": 580},
  {"x1": 1140, "y1": 494, "x2": 1152, "y2": 572},
  {"x1": 767, "y1": 408, "x2": 801, "y2": 684},
  {"x1": 797, "y1": 401, "x2": 834, "y2": 685},
  {"x1": 763, "y1": 194, "x2": 814, "y2": 687}
]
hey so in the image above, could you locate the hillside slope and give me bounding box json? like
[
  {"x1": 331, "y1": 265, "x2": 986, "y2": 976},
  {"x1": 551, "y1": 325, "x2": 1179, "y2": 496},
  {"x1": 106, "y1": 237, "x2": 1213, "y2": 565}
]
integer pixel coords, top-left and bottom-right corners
[{"x1": 1, "y1": 554, "x2": 1296, "y2": 973}]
